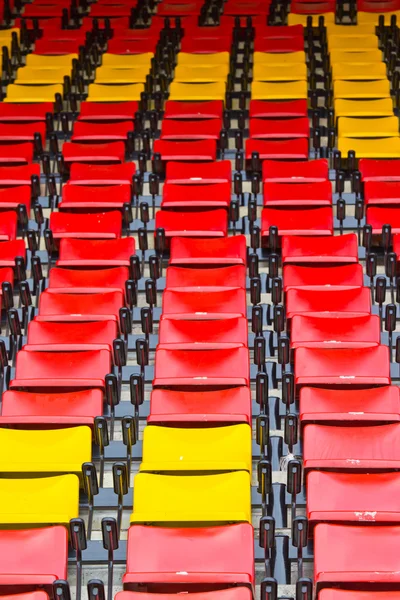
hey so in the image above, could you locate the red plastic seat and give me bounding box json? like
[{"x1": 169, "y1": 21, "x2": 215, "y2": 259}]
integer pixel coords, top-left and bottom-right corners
[
  {"x1": 48, "y1": 266, "x2": 129, "y2": 295},
  {"x1": 106, "y1": 39, "x2": 158, "y2": 53},
  {"x1": 59, "y1": 184, "x2": 131, "y2": 210},
  {"x1": 307, "y1": 471, "x2": 400, "y2": 525},
  {"x1": 300, "y1": 385, "x2": 400, "y2": 424},
  {"x1": 158, "y1": 316, "x2": 248, "y2": 349},
  {"x1": 149, "y1": 387, "x2": 252, "y2": 424},
  {"x1": 119, "y1": 590, "x2": 251, "y2": 600},
  {"x1": 162, "y1": 288, "x2": 247, "y2": 319},
  {"x1": 286, "y1": 287, "x2": 371, "y2": 320},
  {"x1": 246, "y1": 139, "x2": 309, "y2": 161},
  {"x1": 162, "y1": 182, "x2": 231, "y2": 209},
  {"x1": 364, "y1": 181, "x2": 400, "y2": 206},
  {"x1": 0, "y1": 123, "x2": 46, "y2": 143},
  {"x1": 33, "y1": 40, "x2": 83, "y2": 54},
  {"x1": 78, "y1": 101, "x2": 139, "y2": 122},
  {"x1": 166, "y1": 265, "x2": 246, "y2": 290},
  {"x1": 367, "y1": 206, "x2": 400, "y2": 234},
  {"x1": 262, "y1": 158, "x2": 329, "y2": 182},
  {"x1": 71, "y1": 122, "x2": 134, "y2": 143},
  {"x1": 358, "y1": 0, "x2": 400, "y2": 10},
  {"x1": 23, "y1": 4, "x2": 65, "y2": 17},
  {"x1": 314, "y1": 524, "x2": 400, "y2": 588},
  {"x1": 9, "y1": 348, "x2": 111, "y2": 390},
  {"x1": 0, "y1": 527, "x2": 67, "y2": 591},
  {"x1": 250, "y1": 118, "x2": 309, "y2": 140},
  {"x1": 160, "y1": 119, "x2": 222, "y2": 141},
  {"x1": 37, "y1": 290, "x2": 124, "y2": 322},
  {"x1": 90, "y1": 6, "x2": 140, "y2": 18},
  {"x1": 295, "y1": 346, "x2": 390, "y2": 388},
  {"x1": 166, "y1": 160, "x2": 231, "y2": 184},
  {"x1": 62, "y1": 142, "x2": 126, "y2": 164},
  {"x1": 153, "y1": 140, "x2": 217, "y2": 162},
  {"x1": 0, "y1": 164, "x2": 40, "y2": 186},
  {"x1": 0, "y1": 388, "x2": 103, "y2": 426},
  {"x1": 291, "y1": 314, "x2": 380, "y2": 349},
  {"x1": 281, "y1": 234, "x2": 358, "y2": 264},
  {"x1": 69, "y1": 163, "x2": 135, "y2": 185},
  {"x1": 283, "y1": 263, "x2": 364, "y2": 290},
  {"x1": 224, "y1": 1, "x2": 271, "y2": 16},
  {"x1": 164, "y1": 100, "x2": 224, "y2": 120},
  {"x1": 0, "y1": 103, "x2": 53, "y2": 123},
  {"x1": 261, "y1": 207, "x2": 334, "y2": 241},
  {"x1": 0, "y1": 185, "x2": 31, "y2": 212},
  {"x1": 57, "y1": 238, "x2": 135, "y2": 268},
  {"x1": 170, "y1": 235, "x2": 246, "y2": 266},
  {"x1": 254, "y1": 37, "x2": 304, "y2": 52},
  {"x1": 263, "y1": 181, "x2": 331, "y2": 207},
  {"x1": 179, "y1": 39, "x2": 232, "y2": 53},
  {"x1": 49, "y1": 211, "x2": 122, "y2": 241},
  {"x1": 155, "y1": 209, "x2": 228, "y2": 242},
  {"x1": 26, "y1": 319, "x2": 118, "y2": 352},
  {"x1": 320, "y1": 591, "x2": 400, "y2": 600},
  {"x1": 304, "y1": 422, "x2": 400, "y2": 469},
  {"x1": 0, "y1": 239, "x2": 26, "y2": 268},
  {"x1": 153, "y1": 347, "x2": 250, "y2": 387},
  {"x1": 360, "y1": 158, "x2": 400, "y2": 182},
  {"x1": 291, "y1": 1, "x2": 335, "y2": 12},
  {"x1": 0, "y1": 211, "x2": 17, "y2": 241},
  {"x1": 123, "y1": 523, "x2": 255, "y2": 590},
  {"x1": 0, "y1": 143, "x2": 33, "y2": 165},
  {"x1": 250, "y1": 100, "x2": 308, "y2": 119}
]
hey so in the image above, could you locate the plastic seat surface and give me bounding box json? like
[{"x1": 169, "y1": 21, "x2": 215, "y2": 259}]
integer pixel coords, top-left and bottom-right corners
[
  {"x1": 250, "y1": 99, "x2": 308, "y2": 118},
  {"x1": 0, "y1": 122, "x2": 46, "y2": 142},
  {"x1": 169, "y1": 235, "x2": 246, "y2": 265},
  {"x1": 177, "y1": 53, "x2": 229, "y2": 66},
  {"x1": 291, "y1": 314, "x2": 380, "y2": 348},
  {"x1": 364, "y1": 181, "x2": 400, "y2": 205},
  {"x1": 287, "y1": 12, "x2": 336, "y2": 24},
  {"x1": 0, "y1": 185, "x2": 31, "y2": 211},
  {"x1": 102, "y1": 54, "x2": 153, "y2": 67},
  {"x1": 335, "y1": 99, "x2": 394, "y2": 118},
  {"x1": 0, "y1": 474, "x2": 79, "y2": 526},
  {"x1": 300, "y1": 385, "x2": 400, "y2": 424},
  {"x1": 168, "y1": 82, "x2": 226, "y2": 102},
  {"x1": 37, "y1": 290, "x2": 123, "y2": 322},
  {"x1": 0, "y1": 143, "x2": 33, "y2": 166},
  {"x1": 173, "y1": 65, "x2": 229, "y2": 83},
  {"x1": 48, "y1": 267, "x2": 129, "y2": 295},
  {"x1": 78, "y1": 101, "x2": 139, "y2": 121},
  {"x1": 0, "y1": 426, "x2": 91, "y2": 475},
  {"x1": 153, "y1": 347, "x2": 250, "y2": 387},
  {"x1": 62, "y1": 141, "x2": 126, "y2": 164},
  {"x1": 261, "y1": 207, "x2": 334, "y2": 238},
  {"x1": 26, "y1": 320, "x2": 118, "y2": 352},
  {"x1": 57, "y1": 238, "x2": 135, "y2": 267},
  {"x1": 165, "y1": 265, "x2": 246, "y2": 290},
  {"x1": 10, "y1": 349, "x2": 111, "y2": 390},
  {"x1": 164, "y1": 100, "x2": 224, "y2": 120},
  {"x1": 0, "y1": 211, "x2": 17, "y2": 241},
  {"x1": 86, "y1": 84, "x2": 144, "y2": 102},
  {"x1": 328, "y1": 34, "x2": 379, "y2": 50},
  {"x1": 314, "y1": 523, "x2": 400, "y2": 585},
  {"x1": 333, "y1": 62, "x2": 387, "y2": 81},
  {"x1": 4, "y1": 84, "x2": 63, "y2": 103},
  {"x1": 105, "y1": 39, "x2": 158, "y2": 53},
  {"x1": 319, "y1": 591, "x2": 400, "y2": 600},
  {"x1": 162, "y1": 182, "x2": 231, "y2": 208},
  {"x1": 158, "y1": 316, "x2": 248, "y2": 349},
  {"x1": 263, "y1": 181, "x2": 331, "y2": 206},
  {"x1": 246, "y1": 138, "x2": 309, "y2": 160},
  {"x1": 155, "y1": 209, "x2": 228, "y2": 239},
  {"x1": 251, "y1": 80, "x2": 308, "y2": 100},
  {"x1": 0, "y1": 526, "x2": 67, "y2": 588},
  {"x1": 283, "y1": 263, "x2": 364, "y2": 290},
  {"x1": 140, "y1": 424, "x2": 252, "y2": 472},
  {"x1": 282, "y1": 233, "x2": 358, "y2": 264},
  {"x1": 69, "y1": 163, "x2": 135, "y2": 185},
  {"x1": 14, "y1": 68, "x2": 70, "y2": 85},
  {"x1": 71, "y1": 121, "x2": 134, "y2": 142},
  {"x1": 250, "y1": 117, "x2": 309, "y2": 139},
  {"x1": 160, "y1": 119, "x2": 222, "y2": 141},
  {"x1": 252, "y1": 63, "x2": 307, "y2": 82},
  {"x1": 94, "y1": 67, "x2": 150, "y2": 84},
  {"x1": 0, "y1": 239, "x2": 26, "y2": 267},
  {"x1": 50, "y1": 211, "x2": 122, "y2": 240},
  {"x1": 149, "y1": 387, "x2": 252, "y2": 425},
  {"x1": 360, "y1": 158, "x2": 400, "y2": 181},
  {"x1": 165, "y1": 160, "x2": 231, "y2": 183},
  {"x1": 357, "y1": 10, "x2": 400, "y2": 23},
  {"x1": 253, "y1": 51, "x2": 306, "y2": 65},
  {"x1": 161, "y1": 288, "x2": 247, "y2": 319},
  {"x1": 118, "y1": 589, "x2": 252, "y2": 600},
  {"x1": 123, "y1": 523, "x2": 254, "y2": 587},
  {"x1": 304, "y1": 422, "x2": 400, "y2": 469},
  {"x1": 286, "y1": 287, "x2": 371, "y2": 320},
  {"x1": 0, "y1": 389, "x2": 103, "y2": 426},
  {"x1": 367, "y1": 206, "x2": 400, "y2": 233},
  {"x1": 339, "y1": 135, "x2": 400, "y2": 159},
  {"x1": 338, "y1": 116, "x2": 399, "y2": 138},
  {"x1": 262, "y1": 158, "x2": 328, "y2": 182},
  {"x1": 153, "y1": 140, "x2": 217, "y2": 161},
  {"x1": 295, "y1": 346, "x2": 390, "y2": 387},
  {"x1": 254, "y1": 37, "x2": 305, "y2": 53},
  {"x1": 0, "y1": 164, "x2": 40, "y2": 185},
  {"x1": 60, "y1": 183, "x2": 131, "y2": 209},
  {"x1": 131, "y1": 471, "x2": 251, "y2": 523},
  {"x1": 329, "y1": 48, "x2": 383, "y2": 63},
  {"x1": 334, "y1": 80, "x2": 391, "y2": 99}
]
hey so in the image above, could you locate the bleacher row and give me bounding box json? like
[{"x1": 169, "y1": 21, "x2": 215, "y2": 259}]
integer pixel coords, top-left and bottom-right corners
[{"x1": 2, "y1": 0, "x2": 400, "y2": 600}]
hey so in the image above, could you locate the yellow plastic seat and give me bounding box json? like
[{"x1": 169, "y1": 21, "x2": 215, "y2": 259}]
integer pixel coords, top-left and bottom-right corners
[
  {"x1": 338, "y1": 116, "x2": 399, "y2": 138},
  {"x1": 338, "y1": 136, "x2": 400, "y2": 158},
  {"x1": 332, "y1": 62, "x2": 387, "y2": 81},
  {"x1": 253, "y1": 62, "x2": 307, "y2": 82},
  {"x1": 0, "y1": 474, "x2": 79, "y2": 526},
  {"x1": 14, "y1": 67, "x2": 71, "y2": 84},
  {"x1": 328, "y1": 34, "x2": 379, "y2": 51},
  {"x1": 253, "y1": 51, "x2": 306, "y2": 65},
  {"x1": 335, "y1": 98, "x2": 394, "y2": 117},
  {"x1": 0, "y1": 427, "x2": 91, "y2": 477},
  {"x1": 177, "y1": 52, "x2": 230, "y2": 66},
  {"x1": 86, "y1": 83, "x2": 145, "y2": 102},
  {"x1": 251, "y1": 80, "x2": 307, "y2": 100},
  {"x1": 102, "y1": 53, "x2": 153, "y2": 68},
  {"x1": 169, "y1": 81, "x2": 226, "y2": 101},
  {"x1": 95, "y1": 66, "x2": 149, "y2": 84},
  {"x1": 334, "y1": 79, "x2": 391, "y2": 99},
  {"x1": 140, "y1": 424, "x2": 252, "y2": 473},
  {"x1": 174, "y1": 64, "x2": 229, "y2": 83},
  {"x1": 357, "y1": 10, "x2": 400, "y2": 24},
  {"x1": 25, "y1": 54, "x2": 77, "y2": 68},
  {"x1": 326, "y1": 23, "x2": 376, "y2": 34},
  {"x1": 4, "y1": 84, "x2": 63, "y2": 103},
  {"x1": 288, "y1": 13, "x2": 335, "y2": 25},
  {"x1": 330, "y1": 49, "x2": 383, "y2": 64},
  {"x1": 131, "y1": 471, "x2": 251, "y2": 524}
]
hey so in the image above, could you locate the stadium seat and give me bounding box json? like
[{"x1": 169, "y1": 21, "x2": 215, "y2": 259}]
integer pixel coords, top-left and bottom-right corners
[
  {"x1": 246, "y1": 139, "x2": 309, "y2": 160},
  {"x1": 367, "y1": 207, "x2": 400, "y2": 233},
  {"x1": 263, "y1": 182, "x2": 332, "y2": 206},
  {"x1": 335, "y1": 99, "x2": 394, "y2": 118},
  {"x1": 262, "y1": 158, "x2": 329, "y2": 182},
  {"x1": 251, "y1": 80, "x2": 308, "y2": 100},
  {"x1": 161, "y1": 289, "x2": 247, "y2": 319},
  {"x1": 117, "y1": 591, "x2": 252, "y2": 600},
  {"x1": 164, "y1": 100, "x2": 224, "y2": 120},
  {"x1": 59, "y1": 184, "x2": 132, "y2": 210},
  {"x1": 161, "y1": 182, "x2": 231, "y2": 209},
  {"x1": 0, "y1": 186, "x2": 31, "y2": 212},
  {"x1": 49, "y1": 211, "x2": 122, "y2": 242},
  {"x1": 169, "y1": 235, "x2": 247, "y2": 265},
  {"x1": 286, "y1": 287, "x2": 371, "y2": 320},
  {"x1": 364, "y1": 181, "x2": 400, "y2": 205},
  {"x1": 250, "y1": 99, "x2": 308, "y2": 118},
  {"x1": 4, "y1": 84, "x2": 63, "y2": 103},
  {"x1": 261, "y1": 207, "x2": 334, "y2": 241},
  {"x1": 37, "y1": 290, "x2": 124, "y2": 322},
  {"x1": 250, "y1": 118, "x2": 309, "y2": 139},
  {"x1": 71, "y1": 122, "x2": 134, "y2": 143},
  {"x1": 155, "y1": 209, "x2": 228, "y2": 242},
  {"x1": 290, "y1": 314, "x2": 380, "y2": 348},
  {"x1": 153, "y1": 140, "x2": 217, "y2": 162},
  {"x1": 48, "y1": 267, "x2": 129, "y2": 295},
  {"x1": 78, "y1": 101, "x2": 139, "y2": 122},
  {"x1": 359, "y1": 158, "x2": 400, "y2": 181},
  {"x1": 57, "y1": 238, "x2": 135, "y2": 268},
  {"x1": 26, "y1": 320, "x2": 118, "y2": 352},
  {"x1": 69, "y1": 163, "x2": 135, "y2": 186},
  {"x1": 0, "y1": 211, "x2": 17, "y2": 241},
  {"x1": 165, "y1": 265, "x2": 246, "y2": 289},
  {"x1": 160, "y1": 120, "x2": 223, "y2": 141},
  {"x1": 62, "y1": 142, "x2": 126, "y2": 164},
  {"x1": 0, "y1": 239, "x2": 26, "y2": 268},
  {"x1": 281, "y1": 233, "x2": 359, "y2": 264},
  {"x1": 0, "y1": 164, "x2": 40, "y2": 186},
  {"x1": 165, "y1": 160, "x2": 231, "y2": 184},
  {"x1": 86, "y1": 84, "x2": 145, "y2": 102},
  {"x1": 168, "y1": 82, "x2": 226, "y2": 102},
  {"x1": 282, "y1": 263, "x2": 364, "y2": 290},
  {"x1": 158, "y1": 316, "x2": 248, "y2": 349}
]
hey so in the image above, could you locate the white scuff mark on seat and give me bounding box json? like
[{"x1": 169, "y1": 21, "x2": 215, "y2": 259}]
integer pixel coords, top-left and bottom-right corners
[{"x1": 354, "y1": 511, "x2": 377, "y2": 521}]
